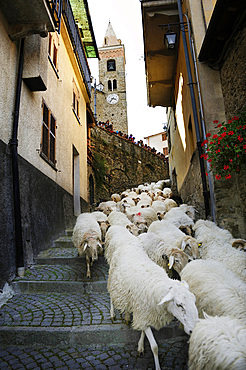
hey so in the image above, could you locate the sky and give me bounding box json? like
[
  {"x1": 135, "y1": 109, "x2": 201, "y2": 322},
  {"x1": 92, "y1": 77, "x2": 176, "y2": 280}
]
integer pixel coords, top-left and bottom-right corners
[{"x1": 87, "y1": 0, "x2": 166, "y2": 142}]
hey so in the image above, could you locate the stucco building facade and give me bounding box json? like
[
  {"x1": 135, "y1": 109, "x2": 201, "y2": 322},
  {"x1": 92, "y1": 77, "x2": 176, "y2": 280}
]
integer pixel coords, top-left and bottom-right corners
[{"x1": 0, "y1": 0, "x2": 98, "y2": 287}]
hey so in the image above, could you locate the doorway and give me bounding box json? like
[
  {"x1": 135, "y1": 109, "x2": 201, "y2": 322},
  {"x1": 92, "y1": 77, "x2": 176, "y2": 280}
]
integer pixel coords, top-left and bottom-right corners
[{"x1": 73, "y1": 146, "x2": 81, "y2": 216}]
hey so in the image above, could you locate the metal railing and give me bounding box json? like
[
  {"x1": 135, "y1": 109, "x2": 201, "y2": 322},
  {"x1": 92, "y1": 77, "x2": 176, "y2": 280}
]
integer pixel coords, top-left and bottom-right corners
[
  {"x1": 62, "y1": 0, "x2": 92, "y2": 95},
  {"x1": 47, "y1": 0, "x2": 62, "y2": 32}
]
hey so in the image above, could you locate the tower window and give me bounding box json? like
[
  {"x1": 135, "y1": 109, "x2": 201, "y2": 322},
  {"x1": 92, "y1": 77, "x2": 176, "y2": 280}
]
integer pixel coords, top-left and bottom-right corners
[
  {"x1": 113, "y1": 79, "x2": 117, "y2": 90},
  {"x1": 107, "y1": 59, "x2": 116, "y2": 71},
  {"x1": 108, "y1": 80, "x2": 112, "y2": 91}
]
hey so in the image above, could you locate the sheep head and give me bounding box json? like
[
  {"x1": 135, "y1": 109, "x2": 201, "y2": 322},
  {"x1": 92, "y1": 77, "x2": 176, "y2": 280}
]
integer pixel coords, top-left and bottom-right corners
[
  {"x1": 158, "y1": 283, "x2": 198, "y2": 335},
  {"x1": 180, "y1": 236, "x2": 200, "y2": 260},
  {"x1": 98, "y1": 220, "x2": 110, "y2": 243},
  {"x1": 78, "y1": 233, "x2": 103, "y2": 261},
  {"x1": 167, "y1": 249, "x2": 189, "y2": 274}
]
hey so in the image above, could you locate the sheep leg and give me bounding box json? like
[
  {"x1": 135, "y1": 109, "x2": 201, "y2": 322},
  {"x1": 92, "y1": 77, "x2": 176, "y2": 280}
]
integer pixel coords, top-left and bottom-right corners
[
  {"x1": 145, "y1": 327, "x2": 161, "y2": 370},
  {"x1": 124, "y1": 312, "x2": 131, "y2": 325},
  {"x1": 137, "y1": 330, "x2": 145, "y2": 356},
  {"x1": 110, "y1": 299, "x2": 116, "y2": 322},
  {"x1": 86, "y1": 255, "x2": 91, "y2": 279}
]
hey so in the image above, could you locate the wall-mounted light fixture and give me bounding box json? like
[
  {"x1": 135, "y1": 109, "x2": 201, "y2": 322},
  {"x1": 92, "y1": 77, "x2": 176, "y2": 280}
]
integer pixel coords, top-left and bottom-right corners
[
  {"x1": 164, "y1": 31, "x2": 177, "y2": 49},
  {"x1": 160, "y1": 22, "x2": 188, "y2": 50}
]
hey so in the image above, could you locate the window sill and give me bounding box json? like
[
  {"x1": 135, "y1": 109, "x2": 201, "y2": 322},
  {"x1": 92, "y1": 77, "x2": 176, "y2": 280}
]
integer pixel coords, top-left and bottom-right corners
[
  {"x1": 40, "y1": 152, "x2": 57, "y2": 171},
  {"x1": 48, "y1": 55, "x2": 59, "y2": 79},
  {"x1": 73, "y1": 108, "x2": 82, "y2": 125}
]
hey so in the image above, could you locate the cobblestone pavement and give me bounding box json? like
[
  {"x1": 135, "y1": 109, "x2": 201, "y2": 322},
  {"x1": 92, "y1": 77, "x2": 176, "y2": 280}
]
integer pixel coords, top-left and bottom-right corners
[
  {"x1": 0, "y1": 337, "x2": 189, "y2": 369},
  {"x1": 0, "y1": 237, "x2": 190, "y2": 369}
]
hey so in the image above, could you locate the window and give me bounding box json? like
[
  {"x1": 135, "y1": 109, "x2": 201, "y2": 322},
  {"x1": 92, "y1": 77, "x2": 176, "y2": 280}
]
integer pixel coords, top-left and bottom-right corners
[
  {"x1": 72, "y1": 79, "x2": 80, "y2": 121},
  {"x1": 113, "y1": 79, "x2": 117, "y2": 90},
  {"x1": 162, "y1": 132, "x2": 167, "y2": 141},
  {"x1": 108, "y1": 80, "x2": 112, "y2": 91},
  {"x1": 107, "y1": 59, "x2": 116, "y2": 71},
  {"x1": 48, "y1": 32, "x2": 59, "y2": 73},
  {"x1": 41, "y1": 101, "x2": 56, "y2": 167}
]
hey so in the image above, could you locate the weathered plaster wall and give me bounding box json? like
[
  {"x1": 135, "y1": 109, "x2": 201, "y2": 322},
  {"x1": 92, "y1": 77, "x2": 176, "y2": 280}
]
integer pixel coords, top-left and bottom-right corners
[{"x1": 0, "y1": 140, "x2": 89, "y2": 289}]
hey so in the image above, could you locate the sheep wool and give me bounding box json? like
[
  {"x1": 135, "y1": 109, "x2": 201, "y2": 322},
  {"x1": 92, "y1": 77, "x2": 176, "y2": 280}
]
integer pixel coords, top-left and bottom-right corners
[
  {"x1": 193, "y1": 219, "x2": 246, "y2": 282},
  {"x1": 107, "y1": 233, "x2": 198, "y2": 334},
  {"x1": 72, "y1": 213, "x2": 103, "y2": 278},
  {"x1": 180, "y1": 259, "x2": 246, "y2": 321},
  {"x1": 188, "y1": 314, "x2": 246, "y2": 370}
]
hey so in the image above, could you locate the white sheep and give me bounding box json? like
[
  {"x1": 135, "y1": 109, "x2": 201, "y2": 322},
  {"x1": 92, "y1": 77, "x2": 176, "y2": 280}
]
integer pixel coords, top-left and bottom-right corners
[
  {"x1": 116, "y1": 197, "x2": 136, "y2": 213},
  {"x1": 97, "y1": 200, "x2": 117, "y2": 215},
  {"x1": 193, "y1": 219, "x2": 246, "y2": 282},
  {"x1": 91, "y1": 211, "x2": 110, "y2": 243},
  {"x1": 104, "y1": 225, "x2": 140, "y2": 265},
  {"x1": 107, "y1": 211, "x2": 140, "y2": 236},
  {"x1": 130, "y1": 212, "x2": 148, "y2": 234},
  {"x1": 72, "y1": 213, "x2": 103, "y2": 279},
  {"x1": 188, "y1": 314, "x2": 246, "y2": 370},
  {"x1": 126, "y1": 206, "x2": 158, "y2": 227},
  {"x1": 138, "y1": 232, "x2": 188, "y2": 278},
  {"x1": 162, "y1": 187, "x2": 172, "y2": 199},
  {"x1": 163, "y1": 207, "x2": 194, "y2": 235},
  {"x1": 148, "y1": 220, "x2": 200, "y2": 260},
  {"x1": 107, "y1": 231, "x2": 198, "y2": 370},
  {"x1": 111, "y1": 193, "x2": 121, "y2": 203},
  {"x1": 180, "y1": 259, "x2": 246, "y2": 321}
]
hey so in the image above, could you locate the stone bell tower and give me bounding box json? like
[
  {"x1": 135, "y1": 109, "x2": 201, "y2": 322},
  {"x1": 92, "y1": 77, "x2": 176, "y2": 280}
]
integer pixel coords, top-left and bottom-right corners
[{"x1": 96, "y1": 21, "x2": 128, "y2": 134}]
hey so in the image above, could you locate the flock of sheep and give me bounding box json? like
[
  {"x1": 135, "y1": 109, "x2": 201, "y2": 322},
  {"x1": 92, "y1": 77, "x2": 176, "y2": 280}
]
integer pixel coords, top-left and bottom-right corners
[{"x1": 72, "y1": 179, "x2": 246, "y2": 370}]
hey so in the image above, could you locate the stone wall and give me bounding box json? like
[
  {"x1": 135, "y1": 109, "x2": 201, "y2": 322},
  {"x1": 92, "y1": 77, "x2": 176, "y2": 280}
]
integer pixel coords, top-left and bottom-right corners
[
  {"x1": 89, "y1": 126, "x2": 169, "y2": 203},
  {"x1": 215, "y1": 25, "x2": 246, "y2": 238},
  {"x1": 220, "y1": 27, "x2": 246, "y2": 118},
  {"x1": 179, "y1": 149, "x2": 207, "y2": 220}
]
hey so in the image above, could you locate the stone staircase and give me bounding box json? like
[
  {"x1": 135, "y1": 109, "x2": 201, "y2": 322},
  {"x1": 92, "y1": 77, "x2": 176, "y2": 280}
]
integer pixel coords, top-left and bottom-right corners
[{"x1": 0, "y1": 228, "x2": 189, "y2": 368}]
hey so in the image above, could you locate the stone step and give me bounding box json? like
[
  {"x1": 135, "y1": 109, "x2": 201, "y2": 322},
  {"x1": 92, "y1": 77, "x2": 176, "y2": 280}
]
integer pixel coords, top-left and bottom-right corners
[
  {"x1": 53, "y1": 235, "x2": 74, "y2": 249},
  {"x1": 11, "y1": 280, "x2": 108, "y2": 294},
  {"x1": 65, "y1": 228, "x2": 73, "y2": 237},
  {"x1": 11, "y1": 261, "x2": 108, "y2": 293},
  {"x1": 0, "y1": 292, "x2": 186, "y2": 346},
  {"x1": 0, "y1": 323, "x2": 186, "y2": 347}
]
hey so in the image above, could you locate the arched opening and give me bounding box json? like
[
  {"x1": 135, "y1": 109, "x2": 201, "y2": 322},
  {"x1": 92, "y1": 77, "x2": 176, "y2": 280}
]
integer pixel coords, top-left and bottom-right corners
[
  {"x1": 107, "y1": 59, "x2": 116, "y2": 71},
  {"x1": 113, "y1": 79, "x2": 117, "y2": 90},
  {"x1": 108, "y1": 80, "x2": 112, "y2": 91}
]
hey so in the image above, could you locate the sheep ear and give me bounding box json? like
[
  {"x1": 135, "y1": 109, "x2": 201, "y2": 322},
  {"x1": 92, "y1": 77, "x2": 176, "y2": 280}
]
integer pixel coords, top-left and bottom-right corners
[
  {"x1": 158, "y1": 290, "x2": 173, "y2": 305},
  {"x1": 181, "y1": 240, "x2": 186, "y2": 251},
  {"x1": 83, "y1": 242, "x2": 88, "y2": 251},
  {"x1": 168, "y1": 255, "x2": 174, "y2": 269},
  {"x1": 181, "y1": 280, "x2": 189, "y2": 289},
  {"x1": 202, "y1": 311, "x2": 209, "y2": 319}
]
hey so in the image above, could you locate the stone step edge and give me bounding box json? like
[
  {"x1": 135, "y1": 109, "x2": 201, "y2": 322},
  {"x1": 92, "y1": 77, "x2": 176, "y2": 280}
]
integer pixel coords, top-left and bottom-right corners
[
  {"x1": 35, "y1": 256, "x2": 108, "y2": 266},
  {"x1": 11, "y1": 280, "x2": 108, "y2": 294},
  {"x1": 0, "y1": 324, "x2": 187, "y2": 347}
]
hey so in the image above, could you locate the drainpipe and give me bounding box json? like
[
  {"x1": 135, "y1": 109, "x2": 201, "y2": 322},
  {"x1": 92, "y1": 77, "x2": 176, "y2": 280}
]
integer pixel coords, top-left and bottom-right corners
[
  {"x1": 183, "y1": 13, "x2": 216, "y2": 222},
  {"x1": 9, "y1": 38, "x2": 25, "y2": 277},
  {"x1": 177, "y1": 0, "x2": 210, "y2": 218}
]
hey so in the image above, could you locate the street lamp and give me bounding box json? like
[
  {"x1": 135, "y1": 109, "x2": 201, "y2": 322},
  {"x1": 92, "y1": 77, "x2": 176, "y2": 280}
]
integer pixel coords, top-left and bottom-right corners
[
  {"x1": 93, "y1": 78, "x2": 104, "y2": 122},
  {"x1": 164, "y1": 25, "x2": 177, "y2": 49}
]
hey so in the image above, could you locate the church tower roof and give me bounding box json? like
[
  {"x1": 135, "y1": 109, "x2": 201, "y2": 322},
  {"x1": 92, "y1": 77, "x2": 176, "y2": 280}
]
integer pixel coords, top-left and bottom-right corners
[{"x1": 103, "y1": 21, "x2": 121, "y2": 47}]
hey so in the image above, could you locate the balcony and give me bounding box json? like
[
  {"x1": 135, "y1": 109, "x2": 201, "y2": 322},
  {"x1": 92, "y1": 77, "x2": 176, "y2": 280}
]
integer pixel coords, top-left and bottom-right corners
[
  {"x1": 62, "y1": 0, "x2": 92, "y2": 95},
  {"x1": 0, "y1": 0, "x2": 62, "y2": 40}
]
